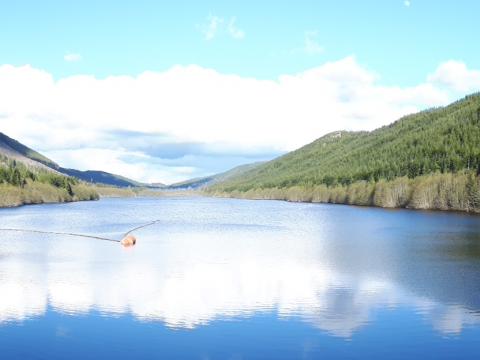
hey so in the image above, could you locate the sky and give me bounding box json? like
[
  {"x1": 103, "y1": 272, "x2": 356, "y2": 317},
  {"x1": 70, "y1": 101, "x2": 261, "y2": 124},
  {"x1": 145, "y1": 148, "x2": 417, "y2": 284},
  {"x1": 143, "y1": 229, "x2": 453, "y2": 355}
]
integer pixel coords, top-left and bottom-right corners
[{"x1": 0, "y1": 0, "x2": 479, "y2": 184}]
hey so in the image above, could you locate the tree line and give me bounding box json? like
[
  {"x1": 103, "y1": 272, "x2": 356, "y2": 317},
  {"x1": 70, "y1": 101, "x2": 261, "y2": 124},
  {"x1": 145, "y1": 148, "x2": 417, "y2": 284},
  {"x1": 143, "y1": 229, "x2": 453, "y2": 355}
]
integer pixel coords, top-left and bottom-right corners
[{"x1": 0, "y1": 156, "x2": 99, "y2": 206}]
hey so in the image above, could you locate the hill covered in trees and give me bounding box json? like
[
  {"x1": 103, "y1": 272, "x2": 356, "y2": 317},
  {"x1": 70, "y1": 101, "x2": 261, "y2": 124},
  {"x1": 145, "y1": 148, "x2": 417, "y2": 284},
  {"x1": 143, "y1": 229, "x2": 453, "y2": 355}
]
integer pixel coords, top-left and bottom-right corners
[
  {"x1": 167, "y1": 162, "x2": 263, "y2": 190},
  {"x1": 0, "y1": 132, "x2": 58, "y2": 169},
  {"x1": 0, "y1": 133, "x2": 99, "y2": 207},
  {"x1": 208, "y1": 94, "x2": 480, "y2": 213},
  {"x1": 0, "y1": 154, "x2": 98, "y2": 207},
  {"x1": 0, "y1": 132, "x2": 143, "y2": 188}
]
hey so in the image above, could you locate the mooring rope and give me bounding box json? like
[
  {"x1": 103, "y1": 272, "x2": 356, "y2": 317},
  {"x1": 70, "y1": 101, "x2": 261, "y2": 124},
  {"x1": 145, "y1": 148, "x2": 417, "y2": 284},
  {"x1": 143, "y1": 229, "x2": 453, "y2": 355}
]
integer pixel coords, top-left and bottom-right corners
[
  {"x1": 0, "y1": 228, "x2": 120, "y2": 243},
  {"x1": 0, "y1": 219, "x2": 162, "y2": 244},
  {"x1": 122, "y1": 219, "x2": 161, "y2": 237}
]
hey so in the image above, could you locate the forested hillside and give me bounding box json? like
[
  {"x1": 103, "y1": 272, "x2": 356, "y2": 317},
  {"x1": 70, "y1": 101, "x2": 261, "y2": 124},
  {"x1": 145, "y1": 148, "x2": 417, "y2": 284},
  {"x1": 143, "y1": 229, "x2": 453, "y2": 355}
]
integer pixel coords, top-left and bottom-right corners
[
  {"x1": 0, "y1": 132, "x2": 59, "y2": 169},
  {"x1": 0, "y1": 132, "x2": 106, "y2": 207},
  {"x1": 0, "y1": 155, "x2": 98, "y2": 207},
  {"x1": 208, "y1": 94, "x2": 480, "y2": 213},
  {"x1": 0, "y1": 131, "x2": 142, "y2": 188},
  {"x1": 167, "y1": 162, "x2": 263, "y2": 190}
]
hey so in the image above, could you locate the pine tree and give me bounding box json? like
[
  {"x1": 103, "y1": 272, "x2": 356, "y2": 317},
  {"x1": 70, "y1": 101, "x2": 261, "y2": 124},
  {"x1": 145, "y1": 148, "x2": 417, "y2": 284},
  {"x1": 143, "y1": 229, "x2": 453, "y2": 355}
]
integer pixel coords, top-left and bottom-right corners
[{"x1": 66, "y1": 182, "x2": 74, "y2": 197}]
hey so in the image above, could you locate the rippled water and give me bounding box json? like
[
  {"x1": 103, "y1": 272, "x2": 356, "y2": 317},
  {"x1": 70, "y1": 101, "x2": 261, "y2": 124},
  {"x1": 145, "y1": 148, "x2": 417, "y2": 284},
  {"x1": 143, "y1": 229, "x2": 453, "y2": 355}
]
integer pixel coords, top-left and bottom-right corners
[{"x1": 0, "y1": 197, "x2": 480, "y2": 359}]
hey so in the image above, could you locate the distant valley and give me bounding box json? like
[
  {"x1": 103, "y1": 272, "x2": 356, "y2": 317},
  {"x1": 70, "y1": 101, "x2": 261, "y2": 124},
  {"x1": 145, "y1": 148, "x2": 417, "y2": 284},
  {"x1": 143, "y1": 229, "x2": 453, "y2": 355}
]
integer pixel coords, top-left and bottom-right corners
[{"x1": 2, "y1": 94, "x2": 480, "y2": 213}]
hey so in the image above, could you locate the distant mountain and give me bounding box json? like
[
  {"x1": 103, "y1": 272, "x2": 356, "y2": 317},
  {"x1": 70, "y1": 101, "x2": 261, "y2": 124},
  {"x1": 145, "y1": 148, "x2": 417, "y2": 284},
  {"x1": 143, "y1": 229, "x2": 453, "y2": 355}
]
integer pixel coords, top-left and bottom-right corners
[
  {"x1": 167, "y1": 162, "x2": 264, "y2": 190},
  {"x1": 0, "y1": 132, "x2": 142, "y2": 187},
  {"x1": 58, "y1": 168, "x2": 145, "y2": 188}
]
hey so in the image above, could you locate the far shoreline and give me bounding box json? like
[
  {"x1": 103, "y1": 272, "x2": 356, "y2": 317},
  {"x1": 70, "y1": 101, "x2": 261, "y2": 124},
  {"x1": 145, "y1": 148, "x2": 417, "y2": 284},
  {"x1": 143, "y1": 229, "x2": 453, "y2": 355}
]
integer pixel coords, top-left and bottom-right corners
[{"x1": 2, "y1": 187, "x2": 479, "y2": 218}]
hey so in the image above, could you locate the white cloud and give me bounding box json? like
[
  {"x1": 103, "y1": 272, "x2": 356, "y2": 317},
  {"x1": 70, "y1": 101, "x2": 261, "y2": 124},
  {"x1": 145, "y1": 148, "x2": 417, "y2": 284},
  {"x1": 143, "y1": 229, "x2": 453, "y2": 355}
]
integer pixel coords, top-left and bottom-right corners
[
  {"x1": 201, "y1": 15, "x2": 223, "y2": 40},
  {"x1": 304, "y1": 30, "x2": 323, "y2": 55},
  {"x1": 227, "y1": 17, "x2": 245, "y2": 40},
  {"x1": 0, "y1": 58, "x2": 475, "y2": 183},
  {"x1": 428, "y1": 60, "x2": 480, "y2": 92},
  {"x1": 64, "y1": 53, "x2": 82, "y2": 62},
  {"x1": 200, "y1": 15, "x2": 244, "y2": 41},
  {"x1": 404, "y1": 0, "x2": 411, "y2": 7}
]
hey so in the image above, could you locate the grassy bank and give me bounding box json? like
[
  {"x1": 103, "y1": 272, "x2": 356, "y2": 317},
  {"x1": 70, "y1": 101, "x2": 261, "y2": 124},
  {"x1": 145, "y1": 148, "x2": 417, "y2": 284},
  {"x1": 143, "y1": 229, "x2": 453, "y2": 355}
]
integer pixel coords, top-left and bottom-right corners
[
  {"x1": 207, "y1": 172, "x2": 480, "y2": 213},
  {"x1": 94, "y1": 185, "x2": 138, "y2": 198},
  {"x1": 94, "y1": 185, "x2": 199, "y2": 198},
  {"x1": 0, "y1": 181, "x2": 99, "y2": 208},
  {"x1": 0, "y1": 155, "x2": 99, "y2": 208}
]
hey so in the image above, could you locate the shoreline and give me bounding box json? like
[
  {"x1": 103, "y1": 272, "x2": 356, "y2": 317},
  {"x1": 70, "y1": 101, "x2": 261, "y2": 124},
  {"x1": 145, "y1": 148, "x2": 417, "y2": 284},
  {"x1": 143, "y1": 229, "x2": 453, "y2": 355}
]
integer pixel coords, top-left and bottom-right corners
[
  {"x1": 2, "y1": 187, "x2": 479, "y2": 216},
  {"x1": 0, "y1": 188, "x2": 201, "y2": 209},
  {"x1": 0, "y1": 197, "x2": 99, "y2": 210},
  {"x1": 0, "y1": 182, "x2": 99, "y2": 209},
  {"x1": 206, "y1": 172, "x2": 480, "y2": 215},
  {"x1": 208, "y1": 192, "x2": 480, "y2": 216}
]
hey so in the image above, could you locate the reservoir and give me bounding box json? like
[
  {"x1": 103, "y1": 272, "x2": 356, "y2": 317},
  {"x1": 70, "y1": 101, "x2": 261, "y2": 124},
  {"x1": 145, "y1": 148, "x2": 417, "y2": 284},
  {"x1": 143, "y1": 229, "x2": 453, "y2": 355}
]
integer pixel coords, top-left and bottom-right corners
[{"x1": 1, "y1": 197, "x2": 479, "y2": 359}]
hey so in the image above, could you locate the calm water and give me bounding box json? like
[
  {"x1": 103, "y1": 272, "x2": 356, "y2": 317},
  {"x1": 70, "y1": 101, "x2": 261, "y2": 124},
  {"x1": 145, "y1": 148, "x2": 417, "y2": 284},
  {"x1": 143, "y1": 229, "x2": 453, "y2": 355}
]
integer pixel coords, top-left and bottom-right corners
[{"x1": 0, "y1": 197, "x2": 480, "y2": 359}]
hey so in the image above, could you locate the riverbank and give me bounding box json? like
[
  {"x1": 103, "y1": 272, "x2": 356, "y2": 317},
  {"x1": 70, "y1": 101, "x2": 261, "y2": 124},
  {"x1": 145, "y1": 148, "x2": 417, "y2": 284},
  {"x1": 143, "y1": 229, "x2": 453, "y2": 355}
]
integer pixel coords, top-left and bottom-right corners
[
  {"x1": 0, "y1": 181, "x2": 99, "y2": 208},
  {"x1": 94, "y1": 185, "x2": 199, "y2": 198},
  {"x1": 0, "y1": 183, "x2": 200, "y2": 208},
  {"x1": 206, "y1": 172, "x2": 480, "y2": 214}
]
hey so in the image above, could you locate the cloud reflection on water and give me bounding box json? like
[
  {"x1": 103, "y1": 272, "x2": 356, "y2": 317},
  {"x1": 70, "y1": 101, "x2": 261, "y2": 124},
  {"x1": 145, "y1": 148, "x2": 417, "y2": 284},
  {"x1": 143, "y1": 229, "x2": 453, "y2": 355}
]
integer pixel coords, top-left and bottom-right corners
[{"x1": 1, "y1": 228, "x2": 479, "y2": 338}]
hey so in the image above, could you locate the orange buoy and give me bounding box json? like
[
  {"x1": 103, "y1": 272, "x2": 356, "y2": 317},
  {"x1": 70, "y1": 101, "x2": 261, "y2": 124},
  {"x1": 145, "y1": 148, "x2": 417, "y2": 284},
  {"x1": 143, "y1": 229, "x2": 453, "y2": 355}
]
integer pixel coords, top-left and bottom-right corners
[{"x1": 121, "y1": 234, "x2": 137, "y2": 247}]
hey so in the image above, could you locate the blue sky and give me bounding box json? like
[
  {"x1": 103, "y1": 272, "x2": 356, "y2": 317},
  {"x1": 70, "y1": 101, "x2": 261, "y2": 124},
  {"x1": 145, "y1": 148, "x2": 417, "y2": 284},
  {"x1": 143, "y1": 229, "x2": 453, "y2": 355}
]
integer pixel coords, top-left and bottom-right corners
[
  {"x1": 2, "y1": 0, "x2": 479, "y2": 84},
  {"x1": 0, "y1": 1, "x2": 479, "y2": 183}
]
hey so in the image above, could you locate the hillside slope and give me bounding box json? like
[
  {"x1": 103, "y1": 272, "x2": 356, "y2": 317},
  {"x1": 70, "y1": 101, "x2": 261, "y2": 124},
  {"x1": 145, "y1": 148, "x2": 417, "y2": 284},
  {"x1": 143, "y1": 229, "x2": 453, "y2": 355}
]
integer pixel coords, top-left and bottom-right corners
[
  {"x1": 209, "y1": 94, "x2": 480, "y2": 213},
  {"x1": 0, "y1": 153, "x2": 98, "y2": 207},
  {"x1": 0, "y1": 133, "x2": 60, "y2": 172},
  {"x1": 0, "y1": 132, "x2": 142, "y2": 187},
  {"x1": 213, "y1": 94, "x2": 480, "y2": 190},
  {"x1": 168, "y1": 162, "x2": 263, "y2": 190}
]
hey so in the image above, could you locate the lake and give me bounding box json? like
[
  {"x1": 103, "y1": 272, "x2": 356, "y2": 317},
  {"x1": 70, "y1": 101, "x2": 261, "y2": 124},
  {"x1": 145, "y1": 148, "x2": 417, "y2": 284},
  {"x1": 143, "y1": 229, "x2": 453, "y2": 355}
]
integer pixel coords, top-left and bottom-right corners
[{"x1": 0, "y1": 197, "x2": 479, "y2": 359}]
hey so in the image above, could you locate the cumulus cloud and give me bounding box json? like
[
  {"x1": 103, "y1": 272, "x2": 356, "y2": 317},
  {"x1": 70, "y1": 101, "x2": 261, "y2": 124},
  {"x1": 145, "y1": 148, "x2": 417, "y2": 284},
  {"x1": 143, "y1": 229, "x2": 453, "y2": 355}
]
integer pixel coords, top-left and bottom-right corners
[
  {"x1": 64, "y1": 53, "x2": 82, "y2": 62},
  {"x1": 0, "y1": 58, "x2": 475, "y2": 183},
  {"x1": 428, "y1": 60, "x2": 480, "y2": 92}
]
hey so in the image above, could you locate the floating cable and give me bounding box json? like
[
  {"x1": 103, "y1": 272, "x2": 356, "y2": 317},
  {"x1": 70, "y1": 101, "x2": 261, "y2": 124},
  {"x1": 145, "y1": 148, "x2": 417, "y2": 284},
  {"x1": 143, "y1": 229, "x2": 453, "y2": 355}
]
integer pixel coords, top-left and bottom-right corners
[
  {"x1": 0, "y1": 228, "x2": 120, "y2": 243},
  {"x1": 122, "y1": 219, "x2": 161, "y2": 237},
  {"x1": 0, "y1": 219, "x2": 163, "y2": 246}
]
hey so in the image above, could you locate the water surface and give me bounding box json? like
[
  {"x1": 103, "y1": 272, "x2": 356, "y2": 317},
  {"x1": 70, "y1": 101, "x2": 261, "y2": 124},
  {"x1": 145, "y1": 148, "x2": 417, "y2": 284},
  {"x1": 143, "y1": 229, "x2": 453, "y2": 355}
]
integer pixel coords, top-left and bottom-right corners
[{"x1": 1, "y1": 197, "x2": 480, "y2": 359}]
